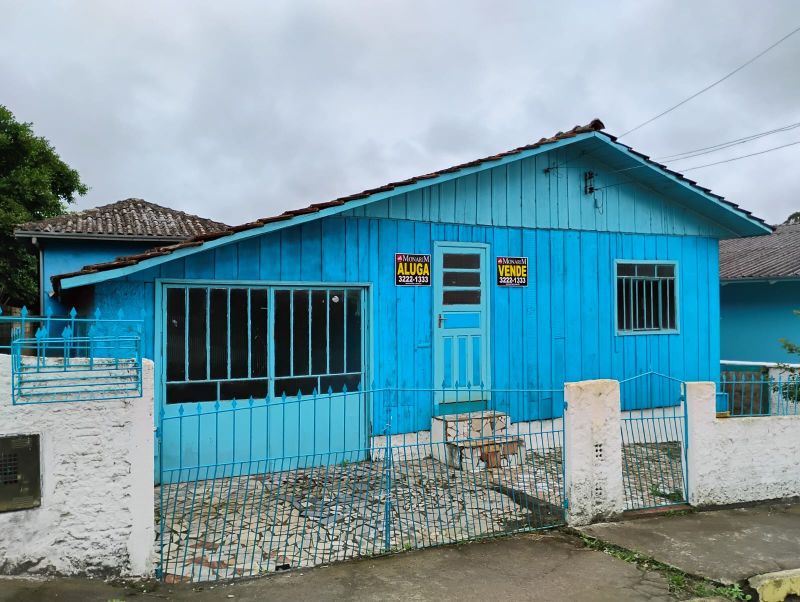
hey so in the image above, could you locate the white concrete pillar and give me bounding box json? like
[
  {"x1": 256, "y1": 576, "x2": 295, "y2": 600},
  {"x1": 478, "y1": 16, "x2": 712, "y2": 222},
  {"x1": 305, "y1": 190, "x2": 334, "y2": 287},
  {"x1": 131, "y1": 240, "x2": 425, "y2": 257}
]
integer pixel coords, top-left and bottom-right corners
[
  {"x1": 564, "y1": 379, "x2": 624, "y2": 526},
  {"x1": 684, "y1": 381, "x2": 716, "y2": 507},
  {"x1": 126, "y1": 359, "x2": 155, "y2": 576}
]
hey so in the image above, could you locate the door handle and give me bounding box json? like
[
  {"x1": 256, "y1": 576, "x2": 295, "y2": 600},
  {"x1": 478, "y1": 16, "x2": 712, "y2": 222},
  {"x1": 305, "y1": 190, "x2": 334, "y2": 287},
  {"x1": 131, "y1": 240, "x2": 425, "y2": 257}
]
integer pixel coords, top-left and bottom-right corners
[{"x1": 438, "y1": 314, "x2": 444, "y2": 328}]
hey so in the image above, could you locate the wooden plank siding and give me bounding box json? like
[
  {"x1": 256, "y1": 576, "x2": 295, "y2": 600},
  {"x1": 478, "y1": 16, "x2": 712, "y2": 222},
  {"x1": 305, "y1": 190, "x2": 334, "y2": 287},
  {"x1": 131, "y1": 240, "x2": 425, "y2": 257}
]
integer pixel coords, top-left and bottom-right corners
[
  {"x1": 342, "y1": 152, "x2": 730, "y2": 238},
  {"x1": 93, "y1": 216, "x2": 720, "y2": 435}
]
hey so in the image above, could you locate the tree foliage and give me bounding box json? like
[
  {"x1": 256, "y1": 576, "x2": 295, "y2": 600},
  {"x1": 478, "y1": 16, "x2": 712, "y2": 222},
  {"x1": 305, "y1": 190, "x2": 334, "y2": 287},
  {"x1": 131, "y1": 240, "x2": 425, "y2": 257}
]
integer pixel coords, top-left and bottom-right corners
[
  {"x1": 784, "y1": 212, "x2": 800, "y2": 225},
  {"x1": 0, "y1": 105, "x2": 87, "y2": 308}
]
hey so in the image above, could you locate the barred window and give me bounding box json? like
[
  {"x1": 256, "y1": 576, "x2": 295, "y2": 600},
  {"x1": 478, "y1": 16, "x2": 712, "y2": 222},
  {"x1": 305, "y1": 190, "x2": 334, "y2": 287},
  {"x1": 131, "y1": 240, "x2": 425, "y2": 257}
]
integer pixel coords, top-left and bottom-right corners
[
  {"x1": 616, "y1": 262, "x2": 677, "y2": 333},
  {"x1": 273, "y1": 288, "x2": 362, "y2": 398},
  {"x1": 164, "y1": 285, "x2": 364, "y2": 404}
]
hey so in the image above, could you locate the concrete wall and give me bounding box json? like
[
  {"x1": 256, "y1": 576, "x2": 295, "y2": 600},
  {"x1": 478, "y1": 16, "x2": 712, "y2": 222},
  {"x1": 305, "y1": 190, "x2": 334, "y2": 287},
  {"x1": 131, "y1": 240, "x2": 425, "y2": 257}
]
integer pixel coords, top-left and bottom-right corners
[
  {"x1": 686, "y1": 381, "x2": 800, "y2": 506},
  {"x1": 0, "y1": 355, "x2": 154, "y2": 577},
  {"x1": 564, "y1": 380, "x2": 624, "y2": 526}
]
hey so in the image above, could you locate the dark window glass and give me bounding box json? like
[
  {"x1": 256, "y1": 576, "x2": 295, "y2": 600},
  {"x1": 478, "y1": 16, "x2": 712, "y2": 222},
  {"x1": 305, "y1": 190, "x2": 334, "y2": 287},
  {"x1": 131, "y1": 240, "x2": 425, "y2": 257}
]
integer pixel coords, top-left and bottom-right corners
[
  {"x1": 637, "y1": 264, "x2": 655, "y2": 277},
  {"x1": 616, "y1": 263, "x2": 676, "y2": 332},
  {"x1": 229, "y1": 289, "x2": 249, "y2": 378},
  {"x1": 220, "y1": 379, "x2": 269, "y2": 401},
  {"x1": 442, "y1": 253, "x2": 480, "y2": 269},
  {"x1": 250, "y1": 290, "x2": 268, "y2": 378},
  {"x1": 166, "y1": 382, "x2": 217, "y2": 404},
  {"x1": 275, "y1": 376, "x2": 319, "y2": 398},
  {"x1": 616, "y1": 279, "x2": 628, "y2": 331},
  {"x1": 320, "y1": 373, "x2": 362, "y2": 394},
  {"x1": 274, "y1": 290, "x2": 291, "y2": 377},
  {"x1": 209, "y1": 288, "x2": 228, "y2": 379},
  {"x1": 617, "y1": 263, "x2": 635, "y2": 276},
  {"x1": 292, "y1": 290, "x2": 310, "y2": 375},
  {"x1": 311, "y1": 290, "x2": 328, "y2": 375},
  {"x1": 443, "y1": 271, "x2": 481, "y2": 287},
  {"x1": 328, "y1": 290, "x2": 345, "y2": 374},
  {"x1": 166, "y1": 288, "x2": 185, "y2": 382},
  {"x1": 443, "y1": 290, "x2": 481, "y2": 305},
  {"x1": 345, "y1": 290, "x2": 361, "y2": 374},
  {"x1": 187, "y1": 288, "x2": 207, "y2": 381}
]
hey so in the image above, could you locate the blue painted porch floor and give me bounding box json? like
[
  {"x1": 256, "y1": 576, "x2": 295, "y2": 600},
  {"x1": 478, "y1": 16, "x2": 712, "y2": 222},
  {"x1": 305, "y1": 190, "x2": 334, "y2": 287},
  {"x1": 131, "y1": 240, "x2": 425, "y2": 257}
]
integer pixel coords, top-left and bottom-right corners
[{"x1": 155, "y1": 446, "x2": 565, "y2": 582}]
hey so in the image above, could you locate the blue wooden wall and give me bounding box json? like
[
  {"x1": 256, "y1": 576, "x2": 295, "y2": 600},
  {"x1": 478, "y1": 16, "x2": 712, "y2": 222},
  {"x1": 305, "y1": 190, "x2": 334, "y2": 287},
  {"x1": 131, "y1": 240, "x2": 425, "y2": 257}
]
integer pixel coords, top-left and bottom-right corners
[
  {"x1": 721, "y1": 280, "x2": 800, "y2": 363},
  {"x1": 41, "y1": 238, "x2": 157, "y2": 314},
  {"x1": 343, "y1": 150, "x2": 732, "y2": 237},
  {"x1": 92, "y1": 215, "x2": 720, "y2": 434}
]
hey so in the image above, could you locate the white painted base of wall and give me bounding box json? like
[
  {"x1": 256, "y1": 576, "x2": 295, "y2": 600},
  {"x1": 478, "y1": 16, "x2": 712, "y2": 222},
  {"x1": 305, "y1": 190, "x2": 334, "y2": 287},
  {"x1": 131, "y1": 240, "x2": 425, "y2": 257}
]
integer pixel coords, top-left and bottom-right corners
[
  {"x1": 686, "y1": 382, "x2": 800, "y2": 506},
  {"x1": 0, "y1": 355, "x2": 154, "y2": 577}
]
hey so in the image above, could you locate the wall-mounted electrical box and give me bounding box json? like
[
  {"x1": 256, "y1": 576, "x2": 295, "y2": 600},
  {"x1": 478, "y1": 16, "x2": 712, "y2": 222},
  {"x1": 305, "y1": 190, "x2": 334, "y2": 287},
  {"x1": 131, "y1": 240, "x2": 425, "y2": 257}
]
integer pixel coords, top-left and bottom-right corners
[{"x1": 0, "y1": 434, "x2": 41, "y2": 512}]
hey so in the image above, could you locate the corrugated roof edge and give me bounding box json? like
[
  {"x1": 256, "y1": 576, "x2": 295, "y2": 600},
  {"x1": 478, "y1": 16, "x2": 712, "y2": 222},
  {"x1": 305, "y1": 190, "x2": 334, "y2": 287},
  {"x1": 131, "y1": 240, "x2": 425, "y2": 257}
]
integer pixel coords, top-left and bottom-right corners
[{"x1": 53, "y1": 119, "x2": 772, "y2": 291}]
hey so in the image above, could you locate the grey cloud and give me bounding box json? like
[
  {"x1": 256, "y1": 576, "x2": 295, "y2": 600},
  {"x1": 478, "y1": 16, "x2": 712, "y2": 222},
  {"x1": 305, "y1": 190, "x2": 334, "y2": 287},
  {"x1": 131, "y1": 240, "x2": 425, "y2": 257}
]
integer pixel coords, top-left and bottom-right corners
[{"x1": 1, "y1": 0, "x2": 798, "y2": 225}]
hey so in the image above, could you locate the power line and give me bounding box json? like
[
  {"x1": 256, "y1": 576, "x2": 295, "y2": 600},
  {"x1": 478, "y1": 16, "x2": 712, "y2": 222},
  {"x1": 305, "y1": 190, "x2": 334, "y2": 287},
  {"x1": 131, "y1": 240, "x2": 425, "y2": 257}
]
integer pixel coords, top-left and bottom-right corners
[
  {"x1": 657, "y1": 121, "x2": 800, "y2": 161},
  {"x1": 681, "y1": 139, "x2": 800, "y2": 171},
  {"x1": 587, "y1": 138, "x2": 800, "y2": 193},
  {"x1": 619, "y1": 24, "x2": 800, "y2": 138}
]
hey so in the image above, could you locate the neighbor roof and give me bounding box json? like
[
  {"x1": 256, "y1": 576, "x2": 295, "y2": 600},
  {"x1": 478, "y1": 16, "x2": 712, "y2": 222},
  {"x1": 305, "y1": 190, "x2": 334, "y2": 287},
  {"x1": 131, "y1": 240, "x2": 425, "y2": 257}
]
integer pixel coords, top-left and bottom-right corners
[
  {"x1": 54, "y1": 119, "x2": 772, "y2": 292},
  {"x1": 720, "y1": 221, "x2": 800, "y2": 281},
  {"x1": 15, "y1": 198, "x2": 228, "y2": 241}
]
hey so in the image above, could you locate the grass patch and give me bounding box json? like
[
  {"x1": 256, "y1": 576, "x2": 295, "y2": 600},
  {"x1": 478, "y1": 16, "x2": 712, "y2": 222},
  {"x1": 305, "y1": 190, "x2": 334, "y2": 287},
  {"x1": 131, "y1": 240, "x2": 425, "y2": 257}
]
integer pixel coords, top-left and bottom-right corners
[{"x1": 575, "y1": 532, "x2": 752, "y2": 600}]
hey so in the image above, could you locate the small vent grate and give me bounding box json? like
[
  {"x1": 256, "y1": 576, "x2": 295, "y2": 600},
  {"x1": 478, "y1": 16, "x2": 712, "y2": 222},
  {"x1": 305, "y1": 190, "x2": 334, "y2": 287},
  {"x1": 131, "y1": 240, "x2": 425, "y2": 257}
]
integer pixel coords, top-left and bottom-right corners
[
  {"x1": 0, "y1": 453, "x2": 19, "y2": 485},
  {"x1": 0, "y1": 434, "x2": 40, "y2": 513},
  {"x1": 594, "y1": 443, "x2": 604, "y2": 461}
]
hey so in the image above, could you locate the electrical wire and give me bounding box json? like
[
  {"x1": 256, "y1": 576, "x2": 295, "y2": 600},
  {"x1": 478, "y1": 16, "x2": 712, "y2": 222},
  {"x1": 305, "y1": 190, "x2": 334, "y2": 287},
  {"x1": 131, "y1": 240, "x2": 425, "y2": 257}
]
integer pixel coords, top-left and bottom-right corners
[
  {"x1": 588, "y1": 138, "x2": 800, "y2": 193},
  {"x1": 619, "y1": 24, "x2": 800, "y2": 138},
  {"x1": 656, "y1": 121, "x2": 800, "y2": 161},
  {"x1": 681, "y1": 139, "x2": 800, "y2": 171}
]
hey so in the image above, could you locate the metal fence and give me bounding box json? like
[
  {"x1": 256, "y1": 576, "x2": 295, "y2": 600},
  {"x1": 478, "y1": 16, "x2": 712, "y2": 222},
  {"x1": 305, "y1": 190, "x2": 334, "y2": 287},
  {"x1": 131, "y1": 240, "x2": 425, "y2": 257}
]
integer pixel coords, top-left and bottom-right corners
[
  {"x1": 619, "y1": 372, "x2": 687, "y2": 511},
  {"x1": 0, "y1": 307, "x2": 144, "y2": 404},
  {"x1": 718, "y1": 373, "x2": 800, "y2": 417},
  {"x1": 156, "y1": 387, "x2": 565, "y2": 582}
]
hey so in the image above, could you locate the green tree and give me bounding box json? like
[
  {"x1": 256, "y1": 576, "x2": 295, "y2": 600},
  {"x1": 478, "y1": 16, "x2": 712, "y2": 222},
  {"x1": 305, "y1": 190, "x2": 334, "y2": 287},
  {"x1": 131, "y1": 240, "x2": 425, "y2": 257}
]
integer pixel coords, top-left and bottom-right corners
[{"x1": 0, "y1": 105, "x2": 87, "y2": 308}]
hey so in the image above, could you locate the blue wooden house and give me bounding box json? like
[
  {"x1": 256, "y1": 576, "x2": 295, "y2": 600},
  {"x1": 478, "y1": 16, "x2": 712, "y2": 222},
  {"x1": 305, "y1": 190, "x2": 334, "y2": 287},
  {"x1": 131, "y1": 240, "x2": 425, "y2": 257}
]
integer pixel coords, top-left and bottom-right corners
[
  {"x1": 15, "y1": 198, "x2": 227, "y2": 314},
  {"x1": 720, "y1": 219, "x2": 800, "y2": 364},
  {"x1": 47, "y1": 120, "x2": 770, "y2": 474}
]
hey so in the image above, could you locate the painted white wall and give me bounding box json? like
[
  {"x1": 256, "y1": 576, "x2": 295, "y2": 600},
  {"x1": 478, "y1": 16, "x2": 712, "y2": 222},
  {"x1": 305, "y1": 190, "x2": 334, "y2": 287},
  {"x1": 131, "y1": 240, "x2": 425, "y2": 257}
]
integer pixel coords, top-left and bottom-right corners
[
  {"x1": 0, "y1": 355, "x2": 154, "y2": 577},
  {"x1": 563, "y1": 379, "x2": 624, "y2": 526},
  {"x1": 686, "y1": 381, "x2": 800, "y2": 506}
]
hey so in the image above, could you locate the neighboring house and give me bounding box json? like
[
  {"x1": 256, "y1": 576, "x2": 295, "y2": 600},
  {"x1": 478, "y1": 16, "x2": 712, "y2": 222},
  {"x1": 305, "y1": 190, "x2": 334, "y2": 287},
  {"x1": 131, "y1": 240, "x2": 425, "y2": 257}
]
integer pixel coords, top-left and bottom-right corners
[
  {"x1": 720, "y1": 219, "x2": 800, "y2": 364},
  {"x1": 46, "y1": 119, "x2": 770, "y2": 473},
  {"x1": 14, "y1": 198, "x2": 228, "y2": 314}
]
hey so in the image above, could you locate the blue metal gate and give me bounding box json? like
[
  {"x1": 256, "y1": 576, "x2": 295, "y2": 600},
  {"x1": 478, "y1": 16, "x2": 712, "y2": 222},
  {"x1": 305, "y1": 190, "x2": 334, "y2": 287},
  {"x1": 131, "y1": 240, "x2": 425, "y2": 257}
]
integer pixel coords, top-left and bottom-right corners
[{"x1": 619, "y1": 372, "x2": 688, "y2": 511}]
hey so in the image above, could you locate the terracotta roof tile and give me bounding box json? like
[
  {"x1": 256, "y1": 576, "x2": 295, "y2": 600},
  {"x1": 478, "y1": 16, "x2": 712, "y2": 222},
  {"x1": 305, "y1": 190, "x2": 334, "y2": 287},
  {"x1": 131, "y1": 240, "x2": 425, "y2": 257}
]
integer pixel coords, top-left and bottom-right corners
[
  {"x1": 52, "y1": 119, "x2": 769, "y2": 290},
  {"x1": 15, "y1": 198, "x2": 228, "y2": 240}
]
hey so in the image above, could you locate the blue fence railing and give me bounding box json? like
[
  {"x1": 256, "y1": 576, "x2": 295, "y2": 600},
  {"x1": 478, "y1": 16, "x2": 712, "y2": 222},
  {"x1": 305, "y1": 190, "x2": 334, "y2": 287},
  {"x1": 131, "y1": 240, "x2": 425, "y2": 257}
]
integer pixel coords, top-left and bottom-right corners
[
  {"x1": 156, "y1": 386, "x2": 566, "y2": 582},
  {"x1": 1, "y1": 307, "x2": 144, "y2": 404},
  {"x1": 718, "y1": 374, "x2": 800, "y2": 417}
]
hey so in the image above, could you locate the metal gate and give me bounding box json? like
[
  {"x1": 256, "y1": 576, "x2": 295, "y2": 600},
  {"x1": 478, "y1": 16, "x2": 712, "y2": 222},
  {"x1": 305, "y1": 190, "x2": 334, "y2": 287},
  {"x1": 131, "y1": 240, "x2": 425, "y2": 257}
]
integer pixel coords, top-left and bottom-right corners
[
  {"x1": 619, "y1": 372, "x2": 687, "y2": 511},
  {"x1": 155, "y1": 387, "x2": 566, "y2": 583}
]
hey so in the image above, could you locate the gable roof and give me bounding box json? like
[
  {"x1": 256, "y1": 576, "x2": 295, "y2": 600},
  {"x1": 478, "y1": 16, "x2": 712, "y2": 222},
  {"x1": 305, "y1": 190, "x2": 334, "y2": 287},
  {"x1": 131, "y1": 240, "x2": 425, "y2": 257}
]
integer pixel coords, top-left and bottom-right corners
[
  {"x1": 721, "y1": 221, "x2": 800, "y2": 281},
  {"x1": 15, "y1": 198, "x2": 228, "y2": 242},
  {"x1": 54, "y1": 119, "x2": 772, "y2": 292}
]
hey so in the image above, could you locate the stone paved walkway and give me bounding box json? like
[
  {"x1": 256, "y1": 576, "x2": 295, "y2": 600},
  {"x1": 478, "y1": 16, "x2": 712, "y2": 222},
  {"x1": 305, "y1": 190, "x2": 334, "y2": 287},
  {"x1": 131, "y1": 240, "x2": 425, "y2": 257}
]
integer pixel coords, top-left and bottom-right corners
[
  {"x1": 155, "y1": 446, "x2": 564, "y2": 582},
  {"x1": 623, "y1": 441, "x2": 686, "y2": 509}
]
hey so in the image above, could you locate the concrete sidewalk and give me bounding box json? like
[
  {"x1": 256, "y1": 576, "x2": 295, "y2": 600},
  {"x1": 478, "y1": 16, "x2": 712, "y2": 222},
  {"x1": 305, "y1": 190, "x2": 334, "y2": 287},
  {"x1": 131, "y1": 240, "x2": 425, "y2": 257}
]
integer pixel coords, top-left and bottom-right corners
[
  {"x1": 0, "y1": 533, "x2": 675, "y2": 602},
  {"x1": 580, "y1": 501, "x2": 800, "y2": 585}
]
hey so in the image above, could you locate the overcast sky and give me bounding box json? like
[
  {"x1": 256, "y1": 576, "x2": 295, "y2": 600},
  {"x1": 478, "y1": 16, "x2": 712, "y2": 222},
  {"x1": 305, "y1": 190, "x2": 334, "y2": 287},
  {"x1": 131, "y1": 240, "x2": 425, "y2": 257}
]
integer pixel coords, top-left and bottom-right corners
[{"x1": 1, "y1": 1, "x2": 799, "y2": 226}]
